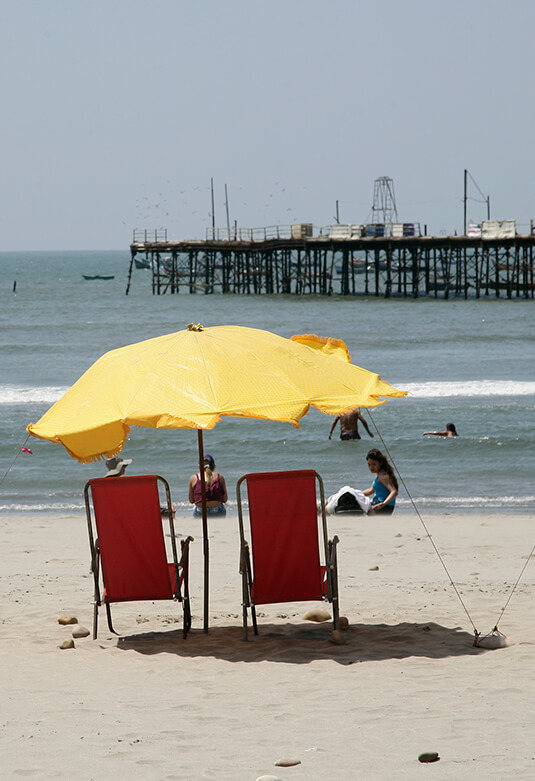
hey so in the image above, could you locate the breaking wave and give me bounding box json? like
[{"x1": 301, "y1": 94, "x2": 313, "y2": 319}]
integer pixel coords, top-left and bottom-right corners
[
  {"x1": 0, "y1": 386, "x2": 70, "y2": 404},
  {"x1": 401, "y1": 380, "x2": 535, "y2": 398},
  {"x1": 2, "y1": 379, "x2": 535, "y2": 405}
]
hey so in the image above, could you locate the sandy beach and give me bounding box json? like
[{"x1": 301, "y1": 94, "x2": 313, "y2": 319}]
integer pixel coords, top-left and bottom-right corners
[{"x1": 2, "y1": 508, "x2": 534, "y2": 780}]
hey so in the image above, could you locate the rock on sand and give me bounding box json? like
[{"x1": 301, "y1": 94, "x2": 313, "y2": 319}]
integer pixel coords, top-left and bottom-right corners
[
  {"x1": 72, "y1": 625, "x2": 90, "y2": 638},
  {"x1": 418, "y1": 752, "x2": 440, "y2": 763},
  {"x1": 57, "y1": 615, "x2": 78, "y2": 625},
  {"x1": 477, "y1": 632, "x2": 508, "y2": 649},
  {"x1": 331, "y1": 630, "x2": 346, "y2": 645},
  {"x1": 303, "y1": 608, "x2": 331, "y2": 622}
]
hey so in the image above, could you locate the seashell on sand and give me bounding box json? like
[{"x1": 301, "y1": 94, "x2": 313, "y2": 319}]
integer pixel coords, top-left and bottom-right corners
[
  {"x1": 331, "y1": 629, "x2": 346, "y2": 645},
  {"x1": 72, "y1": 625, "x2": 90, "y2": 638},
  {"x1": 58, "y1": 615, "x2": 78, "y2": 625},
  {"x1": 275, "y1": 758, "x2": 301, "y2": 766},
  {"x1": 255, "y1": 776, "x2": 283, "y2": 781},
  {"x1": 303, "y1": 608, "x2": 331, "y2": 622},
  {"x1": 59, "y1": 638, "x2": 75, "y2": 649}
]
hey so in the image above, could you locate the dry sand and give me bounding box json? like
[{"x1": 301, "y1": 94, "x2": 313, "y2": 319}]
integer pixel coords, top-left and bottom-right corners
[{"x1": 1, "y1": 509, "x2": 534, "y2": 780}]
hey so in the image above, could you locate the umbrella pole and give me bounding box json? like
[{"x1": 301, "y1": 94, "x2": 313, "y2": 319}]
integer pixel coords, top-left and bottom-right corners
[{"x1": 197, "y1": 429, "x2": 209, "y2": 633}]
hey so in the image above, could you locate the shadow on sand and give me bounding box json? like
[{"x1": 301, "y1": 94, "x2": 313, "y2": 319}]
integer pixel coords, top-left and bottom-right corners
[{"x1": 116, "y1": 620, "x2": 486, "y2": 664}]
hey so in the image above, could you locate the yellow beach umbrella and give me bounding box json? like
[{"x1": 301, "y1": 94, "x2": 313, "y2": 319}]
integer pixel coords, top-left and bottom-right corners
[{"x1": 28, "y1": 323, "x2": 406, "y2": 630}]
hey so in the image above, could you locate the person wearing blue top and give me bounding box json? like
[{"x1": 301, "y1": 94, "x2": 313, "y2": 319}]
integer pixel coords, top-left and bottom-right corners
[{"x1": 362, "y1": 448, "x2": 398, "y2": 514}]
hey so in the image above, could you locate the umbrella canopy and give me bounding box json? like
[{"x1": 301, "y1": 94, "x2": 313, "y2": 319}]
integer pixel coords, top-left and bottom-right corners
[
  {"x1": 27, "y1": 323, "x2": 406, "y2": 633},
  {"x1": 27, "y1": 324, "x2": 405, "y2": 462}
]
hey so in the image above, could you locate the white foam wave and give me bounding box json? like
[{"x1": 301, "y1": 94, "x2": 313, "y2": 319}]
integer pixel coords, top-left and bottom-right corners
[
  {"x1": 397, "y1": 495, "x2": 535, "y2": 507},
  {"x1": 2, "y1": 496, "x2": 531, "y2": 513},
  {"x1": 2, "y1": 379, "x2": 535, "y2": 405},
  {"x1": 0, "y1": 386, "x2": 69, "y2": 404},
  {"x1": 401, "y1": 380, "x2": 535, "y2": 398},
  {"x1": 0, "y1": 502, "x2": 84, "y2": 512}
]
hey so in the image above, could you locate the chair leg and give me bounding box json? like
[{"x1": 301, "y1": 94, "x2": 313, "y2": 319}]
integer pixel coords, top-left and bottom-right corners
[
  {"x1": 105, "y1": 601, "x2": 118, "y2": 635},
  {"x1": 329, "y1": 536, "x2": 341, "y2": 631},
  {"x1": 332, "y1": 596, "x2": 340, "y2": 632},
  {"x1": 242, "y1": 601, "x2": 249, "y2": 641},
  {"x1": 251, "y1": 604, "x2": 258, "y2": 636},
  {"x1": 91, "y1": 546, "x2": 101, "y2": 640},
  {"x1": 182, "y1": 595, "x2": 191, "y2": 639},
  {"x1": 93, "y1": 601, "x2": 98, "y2": 640},
  {"x1": 179, "y1": 536, "x2": 193, "y2": 639},
  {"x1": 240, "y1": 543, "x2": 252, "y2": 641}
]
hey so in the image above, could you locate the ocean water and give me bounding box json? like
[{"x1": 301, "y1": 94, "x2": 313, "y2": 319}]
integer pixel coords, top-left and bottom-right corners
[{"x1": 1, "y1": 250, "x2": 534, "y2": 515}]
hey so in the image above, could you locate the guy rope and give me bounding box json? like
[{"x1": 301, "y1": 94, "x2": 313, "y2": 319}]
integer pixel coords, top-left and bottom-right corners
[{"x1": 366, "y1": 409, "x2": 534, "y2": 647}]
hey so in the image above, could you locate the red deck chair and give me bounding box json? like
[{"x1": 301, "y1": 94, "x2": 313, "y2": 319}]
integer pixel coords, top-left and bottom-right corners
[
  {"x1": 84, "y1": 474, "x2": 193, "y2": 639},
  {"x1": 236, "y1": 470, "x2": 340, "y2": 640}
]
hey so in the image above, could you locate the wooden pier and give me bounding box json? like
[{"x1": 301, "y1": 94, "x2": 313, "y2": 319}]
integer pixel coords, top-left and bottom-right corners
[{"x1": 127, "y1": 229, "x2": 535, "y2": 298}]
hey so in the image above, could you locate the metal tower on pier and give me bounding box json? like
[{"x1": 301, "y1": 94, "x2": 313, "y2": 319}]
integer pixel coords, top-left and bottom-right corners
[{"x1": 371, "y1": 176, "x2": 398, "y2": 224}]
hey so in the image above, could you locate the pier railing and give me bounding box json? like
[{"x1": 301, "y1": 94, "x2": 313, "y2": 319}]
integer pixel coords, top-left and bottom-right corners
[
  {"x1": 133, "y1": 228, "x2": 168, "y2": 243},
  {"x1": 204, "y1": 223, "x2": 423, "y2": 241},
  {"x1": 205, "y1": 225, "x2": 295, "y2": 241}
]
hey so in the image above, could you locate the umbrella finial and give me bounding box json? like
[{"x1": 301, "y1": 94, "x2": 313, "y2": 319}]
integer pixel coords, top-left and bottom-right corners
[{"x1": 187, "y1": 323, "x2": 204, "y2": 332}]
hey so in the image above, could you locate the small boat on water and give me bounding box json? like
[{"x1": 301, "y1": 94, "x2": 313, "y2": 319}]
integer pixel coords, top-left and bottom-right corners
[
  {"x1": 335, "y1": 257, "x2": 369, "y2": 275},
  {"x1": 134, "y1": 258, "x2": 151, "y2": 270},
  {"x1": 83, "y1": 274, "x2": 115, "y2": 281},
  {"x1": 335, "y1": 257, "x2": 405, "y2": 275}
]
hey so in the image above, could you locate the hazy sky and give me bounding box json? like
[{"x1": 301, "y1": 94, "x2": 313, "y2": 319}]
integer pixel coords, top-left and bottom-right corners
[{"x1": 3, "y1": 0, "x2": 535, "y2": 250}]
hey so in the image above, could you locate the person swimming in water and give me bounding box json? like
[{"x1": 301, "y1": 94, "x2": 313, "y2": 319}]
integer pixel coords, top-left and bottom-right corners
[{"x1": 423, "y1": 422, "x2": 459, "y2": 437}]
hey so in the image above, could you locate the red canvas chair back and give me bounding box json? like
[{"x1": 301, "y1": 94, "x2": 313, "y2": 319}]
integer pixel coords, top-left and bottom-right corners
[
  {"x1": 88, "y1": 475, "x2": 175, "y2": 602},
  {"x1": 245, "y1": 470, "x2": 325, "y2": 604}
]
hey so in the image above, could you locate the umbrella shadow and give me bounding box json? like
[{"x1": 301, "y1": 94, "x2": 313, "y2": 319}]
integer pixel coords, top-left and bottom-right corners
[{"x1": 116, "y1": 620, "x2": 486, "y2": 664}]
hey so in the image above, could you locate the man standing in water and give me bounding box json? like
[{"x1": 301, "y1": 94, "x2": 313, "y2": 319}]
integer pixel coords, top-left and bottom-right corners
[{"x1": 328, "y1": 408, "x2": 374, "y2": 441}]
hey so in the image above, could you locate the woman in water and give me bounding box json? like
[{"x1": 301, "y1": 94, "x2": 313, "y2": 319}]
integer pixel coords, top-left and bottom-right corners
[
  {"x1": 362, "y1": 448, "x2": 398, "y2": 514},
  {"x1": 423, "y1": 422, "x2": 458, "y2": 437},
  {"x1": 188, "y1": 453, "x2": 228, "y2": 516}
]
